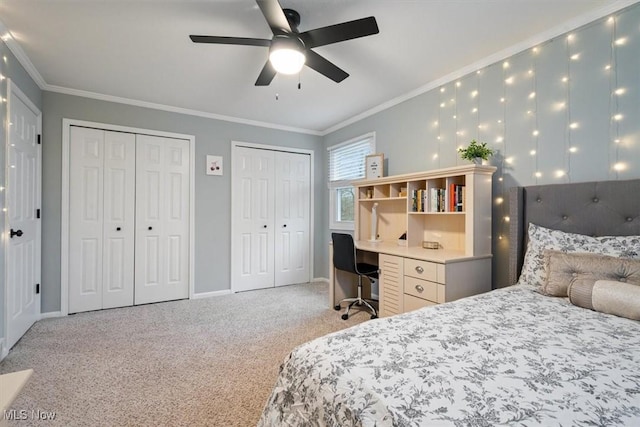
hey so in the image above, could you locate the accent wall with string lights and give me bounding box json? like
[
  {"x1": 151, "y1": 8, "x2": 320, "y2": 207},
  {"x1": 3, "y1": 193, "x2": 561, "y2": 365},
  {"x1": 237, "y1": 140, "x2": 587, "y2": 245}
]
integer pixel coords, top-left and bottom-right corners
[{"x1": 325, "y1": 2, "x2": 640, "y2": 287}]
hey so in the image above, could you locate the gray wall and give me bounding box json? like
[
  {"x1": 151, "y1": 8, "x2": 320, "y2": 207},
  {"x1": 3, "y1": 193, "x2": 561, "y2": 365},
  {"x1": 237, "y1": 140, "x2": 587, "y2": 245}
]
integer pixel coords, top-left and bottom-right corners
[
  {"x1": 324, "y1": 3, "x2": 640, "y2": 287},
  {"x1": 0, "y1": 40, "x2": 42, "y2": 342},
  {"x1": 41, "y1": 92, "x2": 322, "y2": 313}
]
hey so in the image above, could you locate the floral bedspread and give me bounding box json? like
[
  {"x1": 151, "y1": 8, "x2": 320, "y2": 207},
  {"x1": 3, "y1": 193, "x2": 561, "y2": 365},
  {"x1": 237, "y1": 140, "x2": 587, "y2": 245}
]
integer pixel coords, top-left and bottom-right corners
[{"x1": 258, "y1": 285, "x2": 640, "y2": 426}]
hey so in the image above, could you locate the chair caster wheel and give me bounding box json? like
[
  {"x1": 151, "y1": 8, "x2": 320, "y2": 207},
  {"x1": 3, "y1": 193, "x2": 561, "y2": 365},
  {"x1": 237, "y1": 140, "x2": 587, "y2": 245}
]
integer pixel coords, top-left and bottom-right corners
[
  {"x1": 370, "y1": 314, "x2": 378, "y2": 319},
  {"x1": 334, "y1": 305, "x2": 341, "y2": 311},
  {"x1": 341, "y1": 314, "x2": 349, "y2": 320}
]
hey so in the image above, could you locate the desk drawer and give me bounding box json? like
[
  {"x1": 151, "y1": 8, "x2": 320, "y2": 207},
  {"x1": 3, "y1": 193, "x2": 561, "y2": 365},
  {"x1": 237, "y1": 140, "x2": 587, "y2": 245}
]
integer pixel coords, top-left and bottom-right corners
[
  {"x1": 404, "y1": 258, "x2": 438, "y2": 282},
  {"x1": 403, "y1": 294, "x2": 436, "y2": 312},
  {"x1": 404, "y1": 277, "x2": 438, "y2": 302}
]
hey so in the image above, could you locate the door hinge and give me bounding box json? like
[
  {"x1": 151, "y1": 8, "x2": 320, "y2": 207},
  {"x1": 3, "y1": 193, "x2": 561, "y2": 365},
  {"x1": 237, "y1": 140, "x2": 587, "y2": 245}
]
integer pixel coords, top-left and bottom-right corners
[
  {"x1": 37, "y1": 134, "x2": 41, "y2": 145},
  {"x1": 36, "y1": 283, "x2": 40, "y2": 294},
  {"x1": 36, "y1": 208, "x2": 41, "y2": 219}
]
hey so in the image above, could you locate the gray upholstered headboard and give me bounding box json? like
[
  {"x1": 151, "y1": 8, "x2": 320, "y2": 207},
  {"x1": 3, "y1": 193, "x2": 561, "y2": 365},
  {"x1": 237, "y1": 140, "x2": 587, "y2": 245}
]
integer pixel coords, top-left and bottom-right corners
[{"x1": 508, "y1": 179, "x2": 640, "y2": 285}]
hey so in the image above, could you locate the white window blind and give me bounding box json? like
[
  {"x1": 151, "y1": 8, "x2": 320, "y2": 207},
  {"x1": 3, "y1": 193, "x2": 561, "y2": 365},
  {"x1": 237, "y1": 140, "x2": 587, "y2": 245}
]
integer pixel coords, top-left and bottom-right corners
[
  {"x1": 328, "y1": 133, "x2": 375, "y2": 230},
  {"x1": 328, "y1": 135, "x2": 375, "y2": 183}
]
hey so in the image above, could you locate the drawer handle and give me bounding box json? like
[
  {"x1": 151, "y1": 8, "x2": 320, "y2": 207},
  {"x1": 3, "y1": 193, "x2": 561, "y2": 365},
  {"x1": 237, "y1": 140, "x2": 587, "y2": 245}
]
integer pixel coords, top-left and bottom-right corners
[
  {"x1": 415, "y1": 266, "x2": 424, "y2": 273},
  {"x1": 415, "y1": 284, "x2": 424, "y2": 293}
]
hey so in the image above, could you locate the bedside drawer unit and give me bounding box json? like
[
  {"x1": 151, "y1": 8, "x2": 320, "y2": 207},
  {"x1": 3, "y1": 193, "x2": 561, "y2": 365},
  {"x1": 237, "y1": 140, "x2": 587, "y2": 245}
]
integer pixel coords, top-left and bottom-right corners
[{"x1": 404, "y1": 258, "x2": 438, "y2": 282}]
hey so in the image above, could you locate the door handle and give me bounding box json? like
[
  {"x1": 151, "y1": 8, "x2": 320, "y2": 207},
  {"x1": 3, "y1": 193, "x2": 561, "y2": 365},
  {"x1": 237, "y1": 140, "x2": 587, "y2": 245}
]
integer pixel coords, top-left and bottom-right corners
[
  {"x1": 10, "y1": 228, "x2": 23, "y2": 238},
  {"x1": 283, "y1": 224, "x2": 287, "y2": 228},
  {"x1": 263, "y1": 225, "x2": 267, "y2": 228},
  {"x1": 116, "y1": 227, "x2": 121, "y2": 231},
  {"x1": 148, "y1": 226, "x2": 153, "y2": 230}
]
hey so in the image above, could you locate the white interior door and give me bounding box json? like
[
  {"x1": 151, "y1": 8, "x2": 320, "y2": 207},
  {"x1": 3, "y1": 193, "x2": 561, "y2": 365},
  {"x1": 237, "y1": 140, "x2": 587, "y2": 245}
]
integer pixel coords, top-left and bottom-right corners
[
  {"x1": 274, "y1": 152, "x2": 310, "y2": 286},
  {"x1": 6, "y1": 82, "x2": 41, "y2": 349},
  {"x1": 68, "y1": 128, "x2": 135, "y2": 313},
  {"x1": 135, "y1": 135, "x2": 190, "y2": 305},
  {"x1": 232, "y1": 147, "x2": 275, "y2": 292}
]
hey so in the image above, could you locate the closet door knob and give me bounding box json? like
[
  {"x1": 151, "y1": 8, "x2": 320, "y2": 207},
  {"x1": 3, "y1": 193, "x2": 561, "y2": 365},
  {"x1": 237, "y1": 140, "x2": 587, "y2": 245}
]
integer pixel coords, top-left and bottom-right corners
[
  {"x1": 116, "y1": 227, "x2": 121, "y2": 231},
  {"x1": 263, "y1": 225, "x2": 267, "y2": 228},
  {"x1": 283, "y1": 224, "x2": 287, "y2": 228},
  {"x1": 148, "y1": 226, "x2": 153, "y2": 230},
  {"x1": 10, "y1": 228, "x2": 23, "y2": 238}
]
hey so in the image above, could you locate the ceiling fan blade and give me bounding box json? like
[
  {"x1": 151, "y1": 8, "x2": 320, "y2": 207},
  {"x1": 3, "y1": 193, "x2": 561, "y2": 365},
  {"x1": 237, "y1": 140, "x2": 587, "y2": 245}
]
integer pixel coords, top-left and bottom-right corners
[
  {"x1": 190, "y1": 35, "x2": 271, "y2": 47},
  {"x1": 305, "y1": 50, "x2": 349, "y2": 83},
  {"x1": 256, "y1": 0, "x2": 291, "y2": 35},
  {"x1": 255, "y1": 60, "x2": 277, "y2": 86},
  {"x1": 300, "y1": 17, "x2": 379, "y2": 48}
]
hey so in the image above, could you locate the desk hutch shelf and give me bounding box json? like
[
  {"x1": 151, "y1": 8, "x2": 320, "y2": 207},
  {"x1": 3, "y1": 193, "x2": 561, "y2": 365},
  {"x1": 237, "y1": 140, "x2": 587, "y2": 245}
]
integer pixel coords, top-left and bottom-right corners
[{"x1": 348, "y1": 164, "x2": 496, "y2": 316}]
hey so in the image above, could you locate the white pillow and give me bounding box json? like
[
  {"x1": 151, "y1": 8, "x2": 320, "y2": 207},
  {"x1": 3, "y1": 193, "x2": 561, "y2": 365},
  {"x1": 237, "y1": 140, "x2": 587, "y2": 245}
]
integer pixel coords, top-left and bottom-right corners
[{"x1": 518, "y1": 223, "x2": 640, "y2": 287}]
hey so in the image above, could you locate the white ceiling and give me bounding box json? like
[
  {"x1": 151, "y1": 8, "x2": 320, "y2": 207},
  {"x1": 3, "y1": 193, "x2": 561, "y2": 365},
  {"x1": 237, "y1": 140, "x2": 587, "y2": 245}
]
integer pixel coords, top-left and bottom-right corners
[{"x1": 0, "y1": 0, "x2": 631, "y2": 134}]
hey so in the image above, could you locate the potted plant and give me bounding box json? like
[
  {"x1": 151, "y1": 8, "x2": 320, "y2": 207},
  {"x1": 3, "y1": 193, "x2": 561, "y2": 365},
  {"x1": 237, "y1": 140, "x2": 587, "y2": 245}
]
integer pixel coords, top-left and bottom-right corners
[{"x1": 458, "y1": 140, "x2": 494, "y2": 164}]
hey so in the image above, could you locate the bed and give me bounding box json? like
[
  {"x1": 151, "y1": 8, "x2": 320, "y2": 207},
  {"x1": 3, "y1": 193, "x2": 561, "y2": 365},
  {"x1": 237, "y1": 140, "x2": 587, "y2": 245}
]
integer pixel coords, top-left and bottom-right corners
[{"x1": 258, "y1": 179, "x2": 640, "y2": 426}]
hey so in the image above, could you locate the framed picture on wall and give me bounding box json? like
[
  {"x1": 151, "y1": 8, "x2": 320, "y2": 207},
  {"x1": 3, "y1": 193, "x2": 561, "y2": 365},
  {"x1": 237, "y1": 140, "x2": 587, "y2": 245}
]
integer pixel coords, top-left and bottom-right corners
[{"x1": 365, "y1": 153, "x2": 384, "y2": 179}]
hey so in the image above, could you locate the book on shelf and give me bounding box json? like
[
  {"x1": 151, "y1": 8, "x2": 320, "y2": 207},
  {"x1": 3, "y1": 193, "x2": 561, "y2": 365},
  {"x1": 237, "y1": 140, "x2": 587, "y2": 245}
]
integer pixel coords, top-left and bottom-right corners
[
  {"x1": 414, "y1": 186, "x2": 464, "y2": 212},
  {"x1": 448, "y1": 184, "x2": 466, "y2": 212}
]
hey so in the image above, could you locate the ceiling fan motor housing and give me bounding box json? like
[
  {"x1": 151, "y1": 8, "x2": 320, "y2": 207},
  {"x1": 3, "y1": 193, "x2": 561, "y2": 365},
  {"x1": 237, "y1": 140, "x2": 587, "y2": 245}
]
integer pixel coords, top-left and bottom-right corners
[{"x1": 282, "y1": 9, "x2": 301, "y2": 31}]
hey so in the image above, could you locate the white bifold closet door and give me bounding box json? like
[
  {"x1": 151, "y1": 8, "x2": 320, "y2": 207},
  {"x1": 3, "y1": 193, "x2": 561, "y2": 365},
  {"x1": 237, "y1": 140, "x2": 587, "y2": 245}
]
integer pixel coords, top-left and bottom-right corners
[
  {"x1": 68, "y1": 128, "x2": 189, "y2": 313},
  {"x1": 69, "y1": 127, "x2": 136, "y2": 313},
  {"x1": 134, "y1": 135, "x2": 190, "y2": 305},
  {"x1": 232, "y1": 146, "x2": 310, "y2": 292}
]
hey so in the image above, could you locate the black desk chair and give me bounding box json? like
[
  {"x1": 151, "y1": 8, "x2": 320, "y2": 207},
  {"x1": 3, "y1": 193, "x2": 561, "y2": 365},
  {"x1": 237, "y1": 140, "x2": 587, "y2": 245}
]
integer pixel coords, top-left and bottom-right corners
[{"x1": 332, "y1": 233, "x2": 379, "y2": 320}]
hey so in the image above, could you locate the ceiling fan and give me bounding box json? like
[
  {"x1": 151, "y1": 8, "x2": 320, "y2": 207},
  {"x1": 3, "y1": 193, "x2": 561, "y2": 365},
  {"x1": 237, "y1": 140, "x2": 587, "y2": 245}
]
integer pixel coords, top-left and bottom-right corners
[{"x1": 190, "y1": 0, "x2": 379, "y2": 86}]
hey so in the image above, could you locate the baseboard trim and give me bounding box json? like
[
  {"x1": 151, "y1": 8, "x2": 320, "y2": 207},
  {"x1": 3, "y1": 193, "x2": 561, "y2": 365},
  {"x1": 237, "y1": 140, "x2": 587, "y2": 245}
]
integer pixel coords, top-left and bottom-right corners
[
  {"x1": 312, "y1": 277, "x2": 329, "y2": 283},
  {"x1": 192, "y1": 289, "x2": 232, "y2": 300},
  {"x1": 40, "y1": 311, "x2": 64, "y2": 319}
]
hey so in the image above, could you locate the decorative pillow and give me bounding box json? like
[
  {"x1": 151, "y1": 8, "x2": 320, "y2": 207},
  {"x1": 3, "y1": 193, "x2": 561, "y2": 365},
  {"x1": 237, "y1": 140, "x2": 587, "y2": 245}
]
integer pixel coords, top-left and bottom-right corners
[
  {"x1": 517, "y1": 223, "x2": 640, "y2": 288},
  {"x1": 569, "y1": 279, "x2": 640, "y2": 321},
  {"x1": 543, "y1": 250, "x2": 640, "y2": 297}
]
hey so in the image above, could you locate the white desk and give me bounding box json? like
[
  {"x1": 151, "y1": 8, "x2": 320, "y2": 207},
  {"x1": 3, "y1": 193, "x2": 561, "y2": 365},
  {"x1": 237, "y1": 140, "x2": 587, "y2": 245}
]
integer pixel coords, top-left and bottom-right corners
[{"x1": 330, "y1": 241, "x2": 491, "y2": 316}]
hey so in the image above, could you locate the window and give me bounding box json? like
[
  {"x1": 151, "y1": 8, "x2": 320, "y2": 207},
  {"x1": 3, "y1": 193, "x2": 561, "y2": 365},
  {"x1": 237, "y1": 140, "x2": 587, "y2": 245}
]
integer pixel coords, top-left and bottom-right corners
[{"x1": 328, "y1": 132, "x2": 375, "y2": 230}]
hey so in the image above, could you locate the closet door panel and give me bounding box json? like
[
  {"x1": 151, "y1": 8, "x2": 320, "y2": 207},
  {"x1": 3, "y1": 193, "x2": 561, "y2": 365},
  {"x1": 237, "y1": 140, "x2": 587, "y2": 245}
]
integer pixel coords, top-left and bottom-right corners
[
  {"x1": 69, "y1": 127, "x2": 105, "y2": 313},
  {"x1": 135, "y1": 135, "x2": 166, "y2": 304},
  {"x1": 164, "y1": 138, "x2": 189, "y2": 296},
  {"x1": 135, "y1": 135, "x2": 189, "y2": 304},
  {"x1": 232, "y1": 147, "x2": 275, "y2": 292},
  {"x1": 274, "y1": 152, "x2": 310, "y2": 286},
  {"x1": 102, "y1": 131, "x2": 135, "y2": 309}
]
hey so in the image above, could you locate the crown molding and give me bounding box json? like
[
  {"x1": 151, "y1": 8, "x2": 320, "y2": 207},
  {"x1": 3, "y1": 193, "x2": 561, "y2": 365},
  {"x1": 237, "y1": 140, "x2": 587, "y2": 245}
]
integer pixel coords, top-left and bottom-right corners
[
  {"x1": 0, "y1": 18, "x2": 47, "y2": 88},
  {"x1": 46, "y1": 84, "x2": 323, "y2": 136}
]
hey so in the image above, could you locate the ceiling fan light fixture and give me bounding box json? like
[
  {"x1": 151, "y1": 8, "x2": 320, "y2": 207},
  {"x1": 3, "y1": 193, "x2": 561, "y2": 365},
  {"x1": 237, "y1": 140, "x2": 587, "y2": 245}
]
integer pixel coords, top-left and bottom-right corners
[{"x1": 269, "y1": 36, "x2": 305, "y2": 75}]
